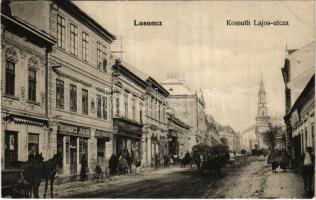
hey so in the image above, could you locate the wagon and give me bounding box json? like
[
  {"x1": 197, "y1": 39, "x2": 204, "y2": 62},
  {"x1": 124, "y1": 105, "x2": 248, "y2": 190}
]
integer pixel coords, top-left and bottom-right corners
[{"x1": 2, "y1": 162, "x2": 33, "y2": 198}]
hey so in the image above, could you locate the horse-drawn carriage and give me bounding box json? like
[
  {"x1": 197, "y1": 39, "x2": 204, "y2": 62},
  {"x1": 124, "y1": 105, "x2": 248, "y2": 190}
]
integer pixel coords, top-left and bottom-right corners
[
  {"x1": 1, "y1": 152, "x2": 62, "y2": 198},
  {"x1": 192, "y1": 143, "x2": 230, "y2": 177}
]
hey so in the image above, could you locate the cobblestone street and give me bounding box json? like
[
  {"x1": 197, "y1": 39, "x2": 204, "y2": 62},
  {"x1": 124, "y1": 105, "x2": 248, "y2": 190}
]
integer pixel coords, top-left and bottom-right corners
[{"x1": 37, "y1": 156, "x2": 310, "y2": 198}]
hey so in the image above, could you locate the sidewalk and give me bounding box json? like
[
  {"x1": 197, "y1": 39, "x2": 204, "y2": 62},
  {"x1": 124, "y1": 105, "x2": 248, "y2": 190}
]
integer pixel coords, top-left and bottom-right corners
[
  {"x1": 38, "y1": 166, "x2": 187, "y2": 198},
  {"x1": 262, "y1": 168, "x2": 310, "y2": 198}
]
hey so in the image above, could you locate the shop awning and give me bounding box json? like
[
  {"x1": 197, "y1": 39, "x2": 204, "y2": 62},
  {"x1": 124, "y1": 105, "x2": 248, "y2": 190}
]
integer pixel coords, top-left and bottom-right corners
[{"x1": 4, "y1": 114, "x2": 48, "y2": 127}]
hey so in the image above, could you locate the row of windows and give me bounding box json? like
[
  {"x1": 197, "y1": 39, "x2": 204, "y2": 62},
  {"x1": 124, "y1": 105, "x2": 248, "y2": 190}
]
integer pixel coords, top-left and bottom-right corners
[
  {"x1": 57, "y1": 14, "x2": 108, "y2": 72},
  {"x1": 5, "y1": 60, "x2": 37, "y2": 102},
  {"x1": 56, "y1": 79, "x2": 107, "y2": 119}
]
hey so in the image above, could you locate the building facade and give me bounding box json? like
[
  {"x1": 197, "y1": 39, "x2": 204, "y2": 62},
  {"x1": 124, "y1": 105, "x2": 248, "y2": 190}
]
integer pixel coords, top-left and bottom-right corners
[
  {"x1": 282, "y1": 42, "x2": 314, "y2": 158},
  {"x1": 9, "y1": 0, "x2": 116, "y2": 176},
  {"x1": 282, "y1": 42, "x2": 315, "y2": 167},
  {"x1": 1, "y1": 12, "x2": 55, "y2": 169},
  {"x1": 142, "y1": 78, "x2": 169, "y2": 167},
  {"x1": 111, "y1": 59, "x2": 146, "y2": 160},
  {"x1": 161, "y1": 78, "x2": 208, "y2": 151},
  {"x1": 167, "y1": 112, "x2": 191, "y2": 157}
]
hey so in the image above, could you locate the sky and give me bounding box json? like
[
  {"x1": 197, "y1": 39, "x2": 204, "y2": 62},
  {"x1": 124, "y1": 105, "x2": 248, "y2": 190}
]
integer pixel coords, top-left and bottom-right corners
[{"x1": 75, "y1": 1, "x2": 314, "y2": 132}]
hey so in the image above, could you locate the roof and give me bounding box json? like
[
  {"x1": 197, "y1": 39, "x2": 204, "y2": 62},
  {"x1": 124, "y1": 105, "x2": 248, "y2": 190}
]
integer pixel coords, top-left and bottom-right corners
[
  {"x1": 287, "y1": 74, "x2": 315, "y2": 116},
  {"x1": 59, "y1": 0, "x2": 116, "y2": 43},
  {"x1": 1, "y1": 14, "x2": 55, "y2": 45}
]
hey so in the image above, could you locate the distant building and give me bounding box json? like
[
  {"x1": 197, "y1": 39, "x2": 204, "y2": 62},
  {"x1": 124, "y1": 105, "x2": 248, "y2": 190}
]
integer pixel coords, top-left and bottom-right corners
[
  {"x1": 161, "y1": 78, "x2": 208, "y2": 150},
  {"x1": 240, "y1": 125, "x2": 258, "y2": 151},
  {"x1": 218, "y1": 125, "x2": 239, "y2": 152},
  {"x1": 255, "y1": 76, "x2": 271, "y2": 149},
  {"x1": 167, "y1": 112, "x2": 191, "y2": 157}
]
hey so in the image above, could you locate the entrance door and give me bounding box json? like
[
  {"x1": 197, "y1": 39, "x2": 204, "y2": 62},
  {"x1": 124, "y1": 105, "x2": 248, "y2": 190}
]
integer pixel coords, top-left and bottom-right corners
[
  {"x1": 5, "y1": 131, "x2": 18, "y2": 168},
  {"x1": 70, "y1": 137, "x2": 77, "y2": 175},
  {"x1": 97, "y1": 139, "x2": 105, "y2": 169}
]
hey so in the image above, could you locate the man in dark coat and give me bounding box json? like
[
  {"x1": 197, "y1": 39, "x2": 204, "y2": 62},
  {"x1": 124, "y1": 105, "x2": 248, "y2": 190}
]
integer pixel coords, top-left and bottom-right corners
[
  {"x1": 80, "y1": 154, "x2": 88, "y2": 181},
  {"x1": 301, "y1": 146, "x2": 315, "y2": 193},
  {"x1": 109, "y1": 154, "x2": 118, "y2": 175}
]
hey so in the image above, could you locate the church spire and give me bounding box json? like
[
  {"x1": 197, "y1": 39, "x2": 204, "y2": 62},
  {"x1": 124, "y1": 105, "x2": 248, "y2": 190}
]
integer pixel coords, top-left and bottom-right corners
[{"x1": 259, "y1": 73, "x2": 265, "y2": 95}]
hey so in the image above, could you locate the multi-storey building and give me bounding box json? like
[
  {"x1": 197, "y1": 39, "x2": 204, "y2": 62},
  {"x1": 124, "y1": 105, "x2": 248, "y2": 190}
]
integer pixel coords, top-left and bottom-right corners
[
  {"x1": 9, "y1": 0, "x2": 116, "y2": 176},
  {"x1": 167, "y1": 111, "x2": 191, "y2": 157},
  {"x1": 142, "y1": 78, "x2": 169, "y2": 166},
  {"x1": 111, "y1": 59, "x2": 146, "y2": 159},
  {"x1": 218, "y1": 125, "x2": 239, "y2": 152},
  {"x1": 282, "y1": 42, "x2": 314, "y2": 166},
  {"x1": 161, "y1": 78, "x2": 208, "y2": 151},
  {"x1": 1, "y1": 11, "x2": 55, "y2": 169}
]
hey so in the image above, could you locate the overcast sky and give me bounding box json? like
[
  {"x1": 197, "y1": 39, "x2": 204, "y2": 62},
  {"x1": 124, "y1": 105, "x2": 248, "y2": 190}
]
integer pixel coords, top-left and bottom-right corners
[{"x1": 75, "y1": 1, "x2": 314, "y2": 132}]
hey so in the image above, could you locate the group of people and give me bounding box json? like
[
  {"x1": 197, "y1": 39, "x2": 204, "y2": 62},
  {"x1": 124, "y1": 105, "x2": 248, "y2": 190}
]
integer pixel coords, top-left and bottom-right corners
[
  {"x1": 268, "y1": 146, "x2": 314, "y2": 195},
  {"x1": 269, "y1": 149, "x2": 290, "y2": 172},
  {"x1": 108, "y1": 149, "x2": 141, "y2": 176}
]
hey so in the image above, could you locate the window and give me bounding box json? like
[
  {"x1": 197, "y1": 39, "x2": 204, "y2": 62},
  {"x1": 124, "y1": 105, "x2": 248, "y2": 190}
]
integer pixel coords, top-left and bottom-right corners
[
  {"x1": 158, "y1": 104, "x2": 161, "y2": 122},
  {"x1": 102, "y1": 96, "x2": 107, "y2": 120},
  {"x1": 115, "y1": 96, "x2": 120, "y2": 116},
  {"x1": 79, "y1": 138, "x2": 88, "y2": 163},
  {"x1": 70, "y1": 24, "x2": 78, "y2": 56},
  {"x1": 82, "y1": 89, "x2": 88, "y2": 115},
  {"x1": 28, "y1": 133, "x2": 39, "y2": 157},
  {"x1": 82, "y1": 32, "x2": 89, "y2": 61},
  {"x1": 97, "y1": 139, "x2": 105, "y2": 166},
  {"x1": 56, "y1": 79, "x2": 64, "y2": 109},
  {"x1": 132, "y1": 98, "x2": 136, "y2": 121},
  {"x1": 305, "y1": 128, "x2": 308, "y2": 149},
  {"x1": 28, "y1": 68, "x2": 36, "y2": 101},
  {"x1": 57, "y1": 15, "x2": 66, "y2": 49},
  {"x1": 97, "y1": 42, "x2": 102, "y2": 69},
  {"x1": 65, "y1": 136, "x2": 70, "y2": 164},
  {"x1": 5, "y1": 60, "x2": 15, "y2": 96},
  {"x1": 5, "y1": 131, "x2": 17, "y2": 168},
  {"x1": 70, "y1": 84, "x2": 77, "y2": 112},
  {"x1": 124, "y1": 94, "x2": 128, "y2": 118},
  {"x1": 97, "y1": 95, "x2": 102, "y2": 118},
  {"x1": 162, "y1": 107, "x2": 166, "y2": 123},
  {"x1": 312, "y1": 123, "x2": 315, "y2": 150},
  {"x1": 102, "y1": 45, "x2": 107, "y2": 72}
]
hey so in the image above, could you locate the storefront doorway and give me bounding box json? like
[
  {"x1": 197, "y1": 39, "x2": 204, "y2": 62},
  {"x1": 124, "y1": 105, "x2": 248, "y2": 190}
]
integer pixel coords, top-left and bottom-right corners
[
  {"x1": 5, "y1": 131, "x2": 18, "y2": 168},
  {"x1": 70, "y1": 137, "x2": 77, "y2": 175}
]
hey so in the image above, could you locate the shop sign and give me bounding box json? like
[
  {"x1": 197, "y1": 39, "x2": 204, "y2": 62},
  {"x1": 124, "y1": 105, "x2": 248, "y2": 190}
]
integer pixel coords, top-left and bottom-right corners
[
  {"x1": 95, "y1": 129, "x2": 112, "y2": 138},
  {"x1": 58, "y1": 123, "x2": 90, "y2": 137}
]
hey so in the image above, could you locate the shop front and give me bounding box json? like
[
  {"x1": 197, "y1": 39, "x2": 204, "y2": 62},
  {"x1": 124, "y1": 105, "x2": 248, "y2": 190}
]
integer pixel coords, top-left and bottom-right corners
[
  {"x1": 57, "y1": 123, "x2": 90, "y2": 176},
  {"x1": 168, "y1": 131, "x2": 179, "y2": 156},
  {"x1": 113, "y1": 118, "x2": 143, "y2": 157},
  {"x1": 2, "y1": 114, "x2": 49, "y2": 169},
  {"x1": 95, "y1": 129, "x2": 111, "y2": 171}
]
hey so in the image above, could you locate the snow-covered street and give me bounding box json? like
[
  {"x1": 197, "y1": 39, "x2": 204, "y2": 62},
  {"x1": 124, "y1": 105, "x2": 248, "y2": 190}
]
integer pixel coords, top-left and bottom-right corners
[{"x1": 36, "y1": 156, "x2": 311, "y2": 198}]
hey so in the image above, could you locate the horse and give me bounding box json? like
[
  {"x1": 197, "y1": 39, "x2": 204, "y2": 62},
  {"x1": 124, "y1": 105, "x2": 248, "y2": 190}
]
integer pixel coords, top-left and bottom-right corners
[
  {"x1": 24, "y1": 152, "x2": 62, "y2": 198},
  {"x1": 181, "y1": 156, "x2": 192, "y2": 168},
  {"x1": 42, "y1": 152, "x2": 63, "y2": 198}
]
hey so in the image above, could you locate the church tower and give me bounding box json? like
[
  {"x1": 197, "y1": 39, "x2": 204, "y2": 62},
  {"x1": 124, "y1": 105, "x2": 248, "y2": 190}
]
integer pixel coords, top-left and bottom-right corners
[{"x1": 255, "y1": 74, "x2": 271, "y2": 148}]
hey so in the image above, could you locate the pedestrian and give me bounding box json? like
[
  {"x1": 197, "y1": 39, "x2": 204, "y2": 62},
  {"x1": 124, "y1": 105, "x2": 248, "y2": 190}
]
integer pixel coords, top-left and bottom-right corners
[
  {"x1": 80, "y1": 154, "x2": 88, "y2": 181},
  {"x1": 109, "y1": 154, "x2": 118, "y2": 175},
  {"x1": 301, "y1": 146, "x2": 314, "y2": 194},
  {"x1": 118, "y1": 155, "x2": 128, "y2": 175},
  {"x1": 279, "y1": 150, "x2": 290, "y2": 172},
  {"x1": 271, "y1": 150, "x2": 279, "y2": 173},
  {"x1": 126, "y1": 150, "x2": 132, "y2": 173}
]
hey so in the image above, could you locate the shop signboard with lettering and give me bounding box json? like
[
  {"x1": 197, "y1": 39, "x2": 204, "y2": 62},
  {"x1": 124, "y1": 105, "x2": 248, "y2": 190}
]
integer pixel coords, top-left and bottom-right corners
[{"x1": 58, "y1": 123, "x2": 90, "y2": 138}]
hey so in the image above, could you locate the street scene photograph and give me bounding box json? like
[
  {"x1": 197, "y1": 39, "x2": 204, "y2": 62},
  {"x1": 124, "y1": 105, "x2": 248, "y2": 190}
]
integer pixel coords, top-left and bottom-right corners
[{"x1": 1, "y1": 0, "x2": 315, "y2": 199}]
